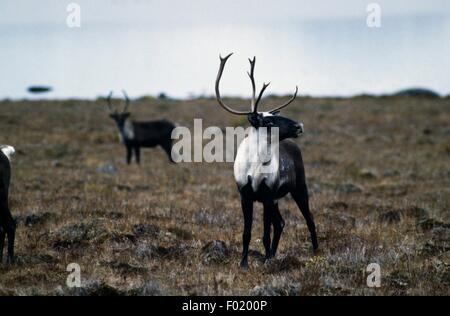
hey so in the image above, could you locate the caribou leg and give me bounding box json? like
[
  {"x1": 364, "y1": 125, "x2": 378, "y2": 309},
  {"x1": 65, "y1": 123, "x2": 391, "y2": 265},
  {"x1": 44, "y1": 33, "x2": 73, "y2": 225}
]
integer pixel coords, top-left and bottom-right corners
[
  {"x1": 291, "y1": 185, "x2": 318, "y2": 251},
  {"x1": 271, "y1": 202, "x2": 285, "y2": 258},
  {"x1": 6, "y1": 219, "x2": 15, "y2": 264},
  {"x1": 262, "y1": 200, "x2": 273, "y2": 261},
  {"x1": 126, "y1": 145, "x2": 132, "y2": 165},
  {"x1": 161, "y1": 140, "x2": 174, "y2": 163},
  {"x1": 134, "y1": 147, "x2": 141, "y2": 164},
  {"x1": 0, "y1": 227, "x2": 5, "y2": 263},
  {"x1": 240, "y1": 196, "x2": 253, "y2": 268},
  {"x1": 0, "y1": 196, "x2": 15, "y2": 264}
]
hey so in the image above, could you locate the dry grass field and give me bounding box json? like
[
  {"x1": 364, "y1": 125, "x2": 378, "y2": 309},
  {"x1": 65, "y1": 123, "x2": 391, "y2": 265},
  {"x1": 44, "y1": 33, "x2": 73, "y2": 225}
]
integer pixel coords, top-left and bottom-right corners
[{"x1": 0, "y1": 95, "x2": 449, "y2": 295}]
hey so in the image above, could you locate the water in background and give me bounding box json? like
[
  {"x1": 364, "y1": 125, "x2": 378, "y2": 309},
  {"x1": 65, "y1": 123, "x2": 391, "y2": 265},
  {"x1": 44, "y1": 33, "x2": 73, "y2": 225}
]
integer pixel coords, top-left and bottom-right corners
[{"x1": 1, "y1": 15, "x2": 449, "y2": 99}]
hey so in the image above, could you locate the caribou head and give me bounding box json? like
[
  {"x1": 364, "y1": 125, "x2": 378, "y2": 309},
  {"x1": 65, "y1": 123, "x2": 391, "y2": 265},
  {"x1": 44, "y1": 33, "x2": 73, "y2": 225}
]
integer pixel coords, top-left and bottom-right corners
[
  {"x1": 106, "y1": 90, "x2": 131, "y2": 129},
  {"x1": 216, "y1": 53, "x2": 303, "y2": 141}
]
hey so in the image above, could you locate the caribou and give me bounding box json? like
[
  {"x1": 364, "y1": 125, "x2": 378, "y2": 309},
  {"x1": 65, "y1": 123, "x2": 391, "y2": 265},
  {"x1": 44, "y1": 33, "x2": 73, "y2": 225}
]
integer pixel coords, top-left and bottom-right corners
[
  {"x1": 0, "y1": 145, "x2": 16, "y2": 264},
  {"x1": 106, "y1": 91, "x2": 177, "y2": 164},
  {"x1": 215, "y1": 53, "x2": 318, "y2": 268}
]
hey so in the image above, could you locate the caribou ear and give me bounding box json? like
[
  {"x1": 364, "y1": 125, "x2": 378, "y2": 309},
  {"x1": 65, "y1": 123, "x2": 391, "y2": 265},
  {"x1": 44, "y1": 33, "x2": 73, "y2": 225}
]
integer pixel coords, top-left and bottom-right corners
[
  {"x1": 109, "y1": 114, "x2": 116, "y2": 119},
  {"x1": 122, "y1": 112, "x2": 131, "y2": 118}
]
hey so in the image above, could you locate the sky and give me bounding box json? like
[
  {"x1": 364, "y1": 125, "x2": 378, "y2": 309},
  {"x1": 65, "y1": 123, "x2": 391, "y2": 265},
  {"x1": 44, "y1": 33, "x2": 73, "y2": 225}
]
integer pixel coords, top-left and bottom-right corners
[
  {"x1": 0, "y1": 1, "x2": 449, "y2": 99},
  {"x1": 1, "y1": 0, "x2": 449, "y2": 25}
]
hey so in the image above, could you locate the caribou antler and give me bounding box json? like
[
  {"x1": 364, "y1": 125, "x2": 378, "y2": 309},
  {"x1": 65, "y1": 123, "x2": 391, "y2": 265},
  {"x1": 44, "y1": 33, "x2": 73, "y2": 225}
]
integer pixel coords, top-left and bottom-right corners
[
  {"x1": 254, "y1": 82, "x2": 270, "y2": 113},
  {"x1": 247, "y1": 57, "x2": 256, "y2": 112},
  {"x1": 122, "y1": 90, "x2": 130, "y2": 113},
  {"x1": 106, "y1": 91, "x2": 116, "y2": 113},
  {"x1": 247, "y1": 56, "x2": 273, "y2": 113},
  {"x1": 215, "y1": 53, "x2": 252, "y2": 115},
  {"x1": 216, "y1": 53, "x2": 298, "y2": 115},
  {"x1": 268, "y1": 86, "x2": 298, "y2": 114}
]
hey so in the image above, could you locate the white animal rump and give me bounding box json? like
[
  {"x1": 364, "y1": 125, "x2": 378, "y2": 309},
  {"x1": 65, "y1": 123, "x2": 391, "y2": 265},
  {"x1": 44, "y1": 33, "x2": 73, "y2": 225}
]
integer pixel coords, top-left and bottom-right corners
[{"x1": 0, "y1": 145, "x2": 15, "y2": 161}]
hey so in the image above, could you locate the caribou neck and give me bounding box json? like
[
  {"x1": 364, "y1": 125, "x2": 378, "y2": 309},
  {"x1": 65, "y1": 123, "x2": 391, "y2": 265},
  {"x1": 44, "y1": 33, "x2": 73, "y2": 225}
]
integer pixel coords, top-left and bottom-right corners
[
  {"x1": 117, "y1": 119, "x2": 135, "y2": 143},
  {"x1": 234, "y1": 127, "x2": 281, "y2": 194}
]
